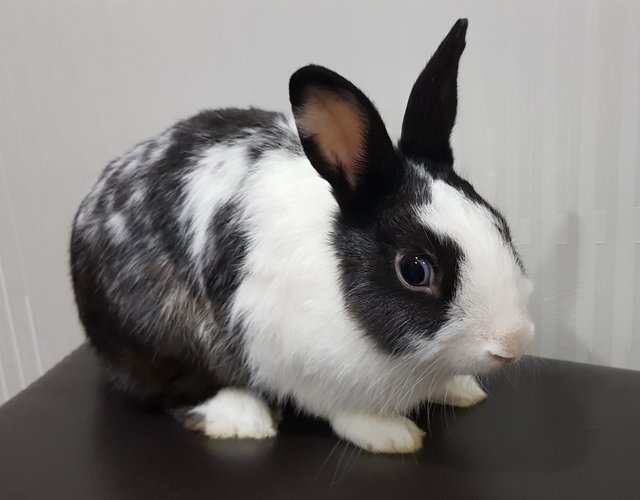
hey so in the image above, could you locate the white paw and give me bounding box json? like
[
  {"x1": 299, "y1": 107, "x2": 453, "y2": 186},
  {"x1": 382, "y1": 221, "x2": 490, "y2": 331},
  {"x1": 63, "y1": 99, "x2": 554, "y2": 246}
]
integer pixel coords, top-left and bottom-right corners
[
  {"x1": 180, "y1": 388, "x2": 277, "y2": 439},
  {"x1": 435, "y1": 375, "x2": 487, "y2": 408},
  {"x1": 330, "y1": 412, "x2": 425, "y2": 454}
]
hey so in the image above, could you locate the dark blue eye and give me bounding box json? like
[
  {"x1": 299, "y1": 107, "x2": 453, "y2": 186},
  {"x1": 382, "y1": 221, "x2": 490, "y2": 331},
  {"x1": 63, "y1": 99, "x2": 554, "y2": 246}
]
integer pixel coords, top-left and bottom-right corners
[{"x1": 398, "y1": 255, "x2": 432, "y2": 287}]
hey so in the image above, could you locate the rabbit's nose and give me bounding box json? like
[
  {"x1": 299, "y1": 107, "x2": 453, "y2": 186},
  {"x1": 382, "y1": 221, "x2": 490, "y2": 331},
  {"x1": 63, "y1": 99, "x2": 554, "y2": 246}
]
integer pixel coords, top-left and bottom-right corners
[{"x1": 484, "y1": 321, "x2": 535, "y2": 361}]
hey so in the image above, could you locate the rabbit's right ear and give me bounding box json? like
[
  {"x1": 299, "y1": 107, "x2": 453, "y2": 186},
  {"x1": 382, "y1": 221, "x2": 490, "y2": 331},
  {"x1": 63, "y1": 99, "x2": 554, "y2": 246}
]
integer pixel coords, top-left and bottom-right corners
[
  {"x1": 289, "y1": 65, "x2": 402, "y2": 215},
  {"x1": 399, "y1": 19, "x2": 468, "y2": 168}
]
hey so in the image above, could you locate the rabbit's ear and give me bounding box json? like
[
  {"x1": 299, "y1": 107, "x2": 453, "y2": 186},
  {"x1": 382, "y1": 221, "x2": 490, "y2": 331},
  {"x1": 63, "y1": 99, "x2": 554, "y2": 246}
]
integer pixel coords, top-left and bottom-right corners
[
  {"x1": 399, "y1": 19, "x2": 468, "y2": 168},
  {"x1": 290, "y1": 65, "x2": 402, "y2": 215}
]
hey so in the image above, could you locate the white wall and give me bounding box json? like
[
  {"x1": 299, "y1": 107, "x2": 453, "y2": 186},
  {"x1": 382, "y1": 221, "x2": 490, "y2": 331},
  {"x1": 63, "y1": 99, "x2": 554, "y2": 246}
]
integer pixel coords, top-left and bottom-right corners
[{"x1": 1, "y1": 0, "x2": 639, "y2": 404}]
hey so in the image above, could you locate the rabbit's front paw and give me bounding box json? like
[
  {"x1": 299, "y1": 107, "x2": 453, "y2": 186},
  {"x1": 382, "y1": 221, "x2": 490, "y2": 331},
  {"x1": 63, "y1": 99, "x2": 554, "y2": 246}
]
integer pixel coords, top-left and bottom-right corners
[
  {"x1": 330, "y1": 412, "x2": 425, "y2": 453},
  {"x1": 175, "y1": 388, "x2": 277, "y2": 439},
  {"x1": 431, "y1": 375, "x2": 487, "y2": 408}
]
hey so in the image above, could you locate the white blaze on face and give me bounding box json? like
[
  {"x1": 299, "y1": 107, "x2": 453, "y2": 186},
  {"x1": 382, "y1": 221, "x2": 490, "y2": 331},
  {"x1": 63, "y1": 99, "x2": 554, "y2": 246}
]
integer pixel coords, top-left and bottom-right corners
[{"x1": 417, "y1": 178, "x2": 534, "y2": 372}]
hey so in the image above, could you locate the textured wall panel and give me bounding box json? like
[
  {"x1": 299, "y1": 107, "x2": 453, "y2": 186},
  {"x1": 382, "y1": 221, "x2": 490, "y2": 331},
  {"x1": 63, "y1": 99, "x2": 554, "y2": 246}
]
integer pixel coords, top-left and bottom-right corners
[{"x1": 0, "y1": 0, "x2": 638, "y2": 403}]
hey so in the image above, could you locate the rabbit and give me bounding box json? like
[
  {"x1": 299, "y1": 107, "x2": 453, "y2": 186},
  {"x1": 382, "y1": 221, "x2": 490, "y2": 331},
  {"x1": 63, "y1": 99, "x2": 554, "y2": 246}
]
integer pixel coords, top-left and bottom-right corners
[{"x1": 70, "y1": 18, "x2": 534, "y2": 454}]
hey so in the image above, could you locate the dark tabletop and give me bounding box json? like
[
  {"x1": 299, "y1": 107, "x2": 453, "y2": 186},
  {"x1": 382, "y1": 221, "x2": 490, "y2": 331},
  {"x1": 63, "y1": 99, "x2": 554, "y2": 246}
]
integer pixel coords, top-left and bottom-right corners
[{"x1": 1, "y1": 345, "x2": 639, "y2": 500}]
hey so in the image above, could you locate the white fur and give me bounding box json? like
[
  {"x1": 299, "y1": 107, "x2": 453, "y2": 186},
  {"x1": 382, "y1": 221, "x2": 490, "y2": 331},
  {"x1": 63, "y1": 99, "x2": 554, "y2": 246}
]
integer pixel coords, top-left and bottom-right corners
[
  {"x1": 120, "y1": 141, "x2": 147, "y2": 176},
  {"x1": 180, "y1": 144, "x2": 248, "y2": 269},
  {"x1": 330, "y1": 412, "x2": 425, "y2": 453},
  {"x1": 416, "y1": 178, "x2": 535, "y2": 373},
  {"x1": 186, "y1": 388, "x2": 276, "y2": 439},
  {"x1": 147, "y1": 130, "x2": 173, "y2": 164},
  {"x1": 129, "y1": 187, "x2": 146, "y2": 206},
  {"x1": 105, "y1": 212, "x2": 129, "y2": 244}
]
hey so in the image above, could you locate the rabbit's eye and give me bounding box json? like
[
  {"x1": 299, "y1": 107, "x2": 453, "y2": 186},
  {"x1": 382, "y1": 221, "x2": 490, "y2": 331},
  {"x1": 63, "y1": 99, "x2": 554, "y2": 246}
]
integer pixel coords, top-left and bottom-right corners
[{"x1": 396, "y1": 255, "x2": 433, "y2": 289}]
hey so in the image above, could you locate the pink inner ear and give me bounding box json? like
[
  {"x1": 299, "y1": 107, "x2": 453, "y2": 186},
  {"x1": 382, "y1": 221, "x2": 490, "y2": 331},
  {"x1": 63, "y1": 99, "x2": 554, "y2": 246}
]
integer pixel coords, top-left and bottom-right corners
[{"x1": 296, "y1": 88, "x2": 366, "y2": 189}]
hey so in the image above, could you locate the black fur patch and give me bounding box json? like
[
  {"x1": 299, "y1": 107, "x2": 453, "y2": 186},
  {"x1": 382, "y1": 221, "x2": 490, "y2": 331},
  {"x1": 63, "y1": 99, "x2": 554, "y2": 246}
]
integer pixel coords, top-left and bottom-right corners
[
  {"x1": 334, "y1": 168, "x2": 462, "y2": 354},
  {"x1": 400, "y1": 19, "x2": 468, "y2": 166},
  {"x1": 202, "y1": 200, "x2": 248, "y2": 301}
]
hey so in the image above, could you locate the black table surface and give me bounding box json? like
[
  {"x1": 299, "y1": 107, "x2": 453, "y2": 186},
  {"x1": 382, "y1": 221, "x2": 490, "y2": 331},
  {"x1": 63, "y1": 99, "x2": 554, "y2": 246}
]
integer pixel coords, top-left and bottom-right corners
[{"x1": 1, "y1": 345, "x2": 639, "y2": 500}]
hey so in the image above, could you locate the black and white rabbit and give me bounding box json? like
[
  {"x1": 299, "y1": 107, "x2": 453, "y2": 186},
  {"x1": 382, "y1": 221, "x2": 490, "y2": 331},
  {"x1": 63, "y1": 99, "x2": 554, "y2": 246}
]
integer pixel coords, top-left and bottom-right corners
[{"x1": 70, "y1": 19, "x2": 534, "y2": 453}]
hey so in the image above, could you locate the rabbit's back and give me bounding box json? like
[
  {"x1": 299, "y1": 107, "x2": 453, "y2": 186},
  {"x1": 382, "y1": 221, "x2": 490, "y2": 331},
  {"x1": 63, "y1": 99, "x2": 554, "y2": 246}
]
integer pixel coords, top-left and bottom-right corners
[
  {"x1": 74, "y1": 108, "x2": 301, "y2": 277},
  {"x1": 70, "y1": 108, "x2": 303, "y2": 406}
]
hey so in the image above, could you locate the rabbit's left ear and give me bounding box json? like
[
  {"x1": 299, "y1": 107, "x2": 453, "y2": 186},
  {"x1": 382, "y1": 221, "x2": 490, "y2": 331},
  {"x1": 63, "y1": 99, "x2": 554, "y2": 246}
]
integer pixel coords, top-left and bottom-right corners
[
  {"x1": 399, "y1": 19, "x2": 468, "y2": 168},
  {"x1": 290, "y1": 65, "x2": 402, "y2": 215}
]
